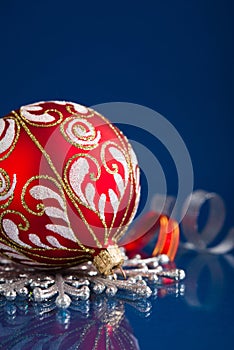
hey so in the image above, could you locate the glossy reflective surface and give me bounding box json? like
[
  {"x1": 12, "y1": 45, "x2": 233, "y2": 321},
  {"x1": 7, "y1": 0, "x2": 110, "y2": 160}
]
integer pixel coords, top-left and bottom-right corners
[
  {"x1": 0, "y1": 0, "x2": 233, "y2": 349},
  {"x1": 0, "y1": 250, "x2": 233, "y2": 349}
]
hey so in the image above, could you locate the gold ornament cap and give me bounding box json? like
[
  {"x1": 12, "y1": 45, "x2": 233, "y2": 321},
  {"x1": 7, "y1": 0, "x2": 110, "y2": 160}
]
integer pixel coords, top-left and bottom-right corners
[{"x1": 93, "y1": 245, "x2": 124, "y2": 276}]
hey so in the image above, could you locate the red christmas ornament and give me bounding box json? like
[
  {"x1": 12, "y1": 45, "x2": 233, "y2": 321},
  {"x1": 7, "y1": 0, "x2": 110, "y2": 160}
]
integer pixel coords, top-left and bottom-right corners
[{"x1": 0, "y1": 101, "x2": 140, "y2": 274}]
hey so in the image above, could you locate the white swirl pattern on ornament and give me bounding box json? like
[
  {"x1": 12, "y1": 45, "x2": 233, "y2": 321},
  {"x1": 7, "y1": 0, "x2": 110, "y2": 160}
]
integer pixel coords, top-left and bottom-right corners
[
  {"x1": 44, "y1": 206, "x2": 68, "y2": 223},
  {"x1": 114, "y1": 173, "x2": 125, "y2": 197},
  {"x1": 28, "y1": 233, "x2": 52, "y2": 249},
  {"x1": 0, "y1": 119, "x2": 16, "y2": 154},
  {"x1": 53, "y1": 100, "x2": 89, "y2": 114},
  {"x1": 109, "y1": 146, "x2": 128, "y2": 182},
  {"x1": 69, "y1": 158, "x2": 90, "y2": 206},
  {"x1": 2, "y1": 219, "x2": 31, "y2": 248},
  {"x1": 1, "y1": 181, "x2": 79, "y2": 252},
  {"x1": 98, "y1": 194, "x2": 106, "y2": 221},
  {"x1": 46, "y1": 235, "x2": 68, "y2": 249},
  {"x1": 20, "y1": 105, "x2": 55, "y2": 123},
  {"x1": 61, "y1": 117, "x2": 101, "y2": 149},
  {"x1": 0, "y1": 173, "x2": 16, "y2": 201},
  {"x1": 67, "y1": 118, "x2": 100, "y2": 144},
  {"x1": 109, "y1": 188, "x2": 119, "y2": 216},
  {"x1": 68, "y1": 148, "x2": 128, "y2": 224},
  {"x1": 45, "y1": 224, "x2": 77, "y2": 243},
  {"x1": 29, "y1": 184, "x2": 66, "y2": 210},
  {"x1": 85, "y1": 182, "x2": 96, "y2": 211},
  {"x1": 29, "y1": 184, "x2": 78, "y2": 245},
  {"x1": 0, "y1": 100, "x2": 140, "y2": 266}
]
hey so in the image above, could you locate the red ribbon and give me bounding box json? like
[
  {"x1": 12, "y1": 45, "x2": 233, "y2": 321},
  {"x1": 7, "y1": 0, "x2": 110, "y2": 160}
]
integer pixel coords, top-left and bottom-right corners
[{"x1": 123, "y1": 211, "x2": 180, "y2": 261}]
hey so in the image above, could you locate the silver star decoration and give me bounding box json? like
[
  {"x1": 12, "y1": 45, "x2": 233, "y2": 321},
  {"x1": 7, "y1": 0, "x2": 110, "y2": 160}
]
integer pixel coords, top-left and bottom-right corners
[{"x1": 0, "y1": 251, "x2": 185, "y2": 313}]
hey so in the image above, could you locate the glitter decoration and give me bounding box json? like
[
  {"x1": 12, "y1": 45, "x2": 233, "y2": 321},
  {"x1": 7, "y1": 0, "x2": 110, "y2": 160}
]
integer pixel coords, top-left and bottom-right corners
[
  {"x1": 0, "y1": 251, "x2": 185, "y2": 312},
  {"x1": 0, "y1": 101, "x2": 140, "y2": 274}
]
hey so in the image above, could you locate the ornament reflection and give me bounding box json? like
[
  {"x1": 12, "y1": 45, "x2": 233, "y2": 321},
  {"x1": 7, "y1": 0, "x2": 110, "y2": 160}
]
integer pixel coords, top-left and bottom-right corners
[{"x1": 0, "y1": 285, "x2": 184, "y2": 350}]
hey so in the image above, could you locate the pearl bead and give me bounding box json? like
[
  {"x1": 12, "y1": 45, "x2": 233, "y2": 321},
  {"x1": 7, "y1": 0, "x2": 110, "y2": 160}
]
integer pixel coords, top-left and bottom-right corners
[{"x1": 55, "y1": 294, "x2": 71, "y2": 309}]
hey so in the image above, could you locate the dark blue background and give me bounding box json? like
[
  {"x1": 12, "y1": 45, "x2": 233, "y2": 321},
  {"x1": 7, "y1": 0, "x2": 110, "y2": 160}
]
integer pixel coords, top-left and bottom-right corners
[
  {"x1": 0, "y1": 0, "x2": 233, "y2": 194},
  {"x1": 0, "y1": 2, "x2": 233, "y2": 349},
  {"x1": 0, "y1": 0, "x2": 233, "y2": 208},
  {"x1": 1, "y1": 0, "x2": 233, "y2": 234}
]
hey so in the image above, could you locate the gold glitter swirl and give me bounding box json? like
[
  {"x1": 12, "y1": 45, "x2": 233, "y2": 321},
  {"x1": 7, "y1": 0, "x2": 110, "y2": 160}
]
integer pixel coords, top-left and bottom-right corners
[
  {"x1": 20, "y1": 106, "x2": 64, "y2": 127},
  {"x1": 21, "y1": 179, "x2": 44, "y2": 216},
  {"x1": 20, "y1": 174, "x2": 92, "y2": 250},
  {"x1": 0, "y1": 235, "x2": 93, "y2": 266},
  {"x1": 112, "y1": 148, "x2": 140, "y2": 243},
  {"x1": 64, "y1": 153, "x2": 102, "y2": 182},
  {"x1": 60, "y1": 116, "x2": 100, "y2": 150},
  {"x1": 111, "y1": 148, "x2": 139, "y2": 243},
  {"x1": 66, "y1": 105, "x2": 95, "y2": 118},
  {"x1": 0, "y1": 209, "x2": 30, "y2": 237},
  {"x1": 113, "y1": 184, "x2": 137, "y2": 243},
  {"x1": 101, "y1": 141, "x2": 120, "y2": 175},
  {"x1": 0, "y1": 169, "x2": 11, "y2": 196},
  {"x1": 94, "y1": 110, "x2": 130, "y2": 154},
  {"x1": 0, "y1": 116, "x2": 20, "y2": 161},
  {"x1": 63, "y1": 153, "x2": 108, "y2": 245},
  {"x1": 0, "y1": 169, "x2": 16, "y2": 209},
  {"x1": 63, "y1": 153, "x2": 107, "y2": 220},
  {"x1": 21, "y1": 175, "x2": 64, "y2": 216},
  {"x1": 13, "y1": 110, "x2": 101, "y2": 249}
]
